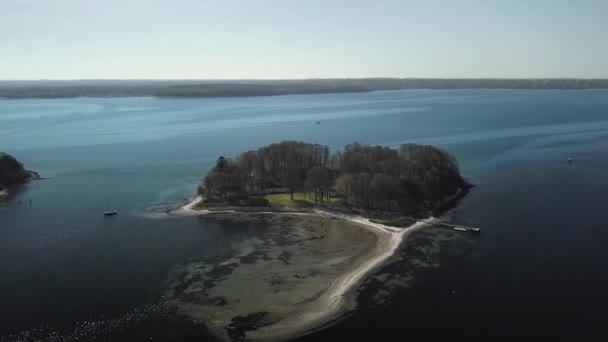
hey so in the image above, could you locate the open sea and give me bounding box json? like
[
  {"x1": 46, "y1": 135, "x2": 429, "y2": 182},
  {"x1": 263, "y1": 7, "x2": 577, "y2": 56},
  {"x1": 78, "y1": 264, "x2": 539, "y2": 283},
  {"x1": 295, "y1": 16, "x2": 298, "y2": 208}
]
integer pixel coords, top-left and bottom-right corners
[{"x1": 1, "y1": 89, "x2": 608, "y2": 340}]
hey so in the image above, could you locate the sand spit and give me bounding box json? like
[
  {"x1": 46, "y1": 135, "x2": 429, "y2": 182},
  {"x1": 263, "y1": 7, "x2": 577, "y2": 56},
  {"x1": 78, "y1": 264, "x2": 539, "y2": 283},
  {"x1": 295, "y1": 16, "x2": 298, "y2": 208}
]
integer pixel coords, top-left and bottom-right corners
[{"x1": 168, "y1": 196, "x2": 432, "y2": 341}]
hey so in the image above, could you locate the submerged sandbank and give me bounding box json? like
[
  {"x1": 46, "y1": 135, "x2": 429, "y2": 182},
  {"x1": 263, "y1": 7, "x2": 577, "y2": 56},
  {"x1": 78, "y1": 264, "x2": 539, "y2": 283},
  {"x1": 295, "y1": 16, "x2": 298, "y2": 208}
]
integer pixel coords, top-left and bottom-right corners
[
  {"x1": 167, "y1": 197, "x2": 431, "y2": 341},
  {"x1": 248, "y1": 216, "x2": 429, "y2": 341}
]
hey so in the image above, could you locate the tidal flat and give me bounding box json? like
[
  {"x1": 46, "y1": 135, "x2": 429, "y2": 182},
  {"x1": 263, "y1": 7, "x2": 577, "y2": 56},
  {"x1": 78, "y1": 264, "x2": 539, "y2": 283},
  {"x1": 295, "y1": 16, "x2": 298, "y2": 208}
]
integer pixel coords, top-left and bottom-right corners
[{"x1": 164, "y1": 213, "x2": 379, "y2": 341}]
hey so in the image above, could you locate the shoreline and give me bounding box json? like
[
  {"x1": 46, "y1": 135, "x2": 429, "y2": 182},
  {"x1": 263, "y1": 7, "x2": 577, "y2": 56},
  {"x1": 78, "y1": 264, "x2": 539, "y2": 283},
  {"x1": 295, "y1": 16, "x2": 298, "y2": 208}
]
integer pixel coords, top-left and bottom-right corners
[
  {"x1": 248, "y1": 214, "x2": 430, "y2": 341},
  {"x1": 168, "y1": 195, "x2": 205, "y2": 215},
  {"x1": 3, "y1": 79, "x2": 608, "y2": 101},
  {"x1": 0, "y1": 171, "x2": 42, "y2": 200},
  {"x1": 168, "y1": 196, "x2": 433, "y2": 340}
]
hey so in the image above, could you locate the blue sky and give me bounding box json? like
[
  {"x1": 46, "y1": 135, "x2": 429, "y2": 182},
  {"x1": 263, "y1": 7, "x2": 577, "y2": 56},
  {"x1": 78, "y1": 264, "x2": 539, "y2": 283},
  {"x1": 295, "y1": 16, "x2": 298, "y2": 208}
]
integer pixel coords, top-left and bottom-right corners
[{"x1": 1, "y1": 0, "x2": 606, "y2": 79}]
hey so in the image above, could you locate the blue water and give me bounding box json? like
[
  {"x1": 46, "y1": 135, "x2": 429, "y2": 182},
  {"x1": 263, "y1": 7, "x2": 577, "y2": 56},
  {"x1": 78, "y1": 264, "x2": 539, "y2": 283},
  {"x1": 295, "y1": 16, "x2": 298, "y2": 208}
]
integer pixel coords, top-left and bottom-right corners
[{"x1": 1, "y1": 89, "x2": 608, "y2": 340}]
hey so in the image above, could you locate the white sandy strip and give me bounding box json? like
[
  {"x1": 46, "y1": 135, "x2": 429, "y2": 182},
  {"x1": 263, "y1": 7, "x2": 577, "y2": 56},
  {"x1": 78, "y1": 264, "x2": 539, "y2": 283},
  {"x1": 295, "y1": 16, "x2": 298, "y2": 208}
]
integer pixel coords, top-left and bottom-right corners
[
  {"x1": 169, "y1": 195, "x2": 206, "y2": 215},
  {"x1": 168, "y1": 196, "x2": 311, "y2": 217},
  {"x1": 248, "y1": 214, "x2": 432, "y2": 341},
  {"x1": 168, "y1": 196, "x2": 433, "y2": 340}
]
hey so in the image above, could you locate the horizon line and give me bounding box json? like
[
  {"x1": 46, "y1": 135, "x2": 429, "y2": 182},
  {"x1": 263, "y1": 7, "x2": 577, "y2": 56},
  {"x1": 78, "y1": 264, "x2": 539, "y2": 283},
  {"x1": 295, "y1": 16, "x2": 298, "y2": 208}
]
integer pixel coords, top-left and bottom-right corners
[{"x1": 0, "y1": 77, "x2": 605, "y2": 82}]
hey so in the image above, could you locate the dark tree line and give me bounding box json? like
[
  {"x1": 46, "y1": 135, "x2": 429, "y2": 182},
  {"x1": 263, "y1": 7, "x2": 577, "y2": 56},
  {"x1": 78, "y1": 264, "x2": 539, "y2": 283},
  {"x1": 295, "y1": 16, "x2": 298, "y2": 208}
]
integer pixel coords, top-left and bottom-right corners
[
  {"x1": 201, "y1": 141, "x2": 330, "y2": 201},
  {"x1": 3, "y1": 79, "x2": 608, "y2": 99},
  {"x1": 0, "y1": 152, "x2": 37, "y2": 190},
  {"x1": 201, "y1": 141, "x2": 468, "y2": 212},
  {"x1": 335, "y1": 143, "x2": 465, "y2": 211}
]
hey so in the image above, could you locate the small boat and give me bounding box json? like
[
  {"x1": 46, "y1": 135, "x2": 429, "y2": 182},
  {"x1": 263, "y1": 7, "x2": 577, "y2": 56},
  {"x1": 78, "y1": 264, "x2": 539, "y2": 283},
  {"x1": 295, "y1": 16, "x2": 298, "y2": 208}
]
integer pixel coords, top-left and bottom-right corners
[
  {"x1": 315, "y1": 121, "x2": 321, "y2": 124},
  {"x1": 567, "y1": 152, "x2": 574, "y2": 163},
  {"x1": 104, "y1": 199, "x2": 118, "y2": 216},
  {"x1": 104, "y1": 210, "x2": 118, "y2": 216}
]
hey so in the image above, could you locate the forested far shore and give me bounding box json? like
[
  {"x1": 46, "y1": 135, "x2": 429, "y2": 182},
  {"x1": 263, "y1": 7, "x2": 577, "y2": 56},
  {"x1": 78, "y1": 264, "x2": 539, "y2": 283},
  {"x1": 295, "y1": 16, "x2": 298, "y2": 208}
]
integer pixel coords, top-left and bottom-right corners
[
  {"x1": 199, "y1": 141, "x2": 471, "y2": 216},
  {"x1": 1, "y1": 78, "x2": 608, "y2": 99}
]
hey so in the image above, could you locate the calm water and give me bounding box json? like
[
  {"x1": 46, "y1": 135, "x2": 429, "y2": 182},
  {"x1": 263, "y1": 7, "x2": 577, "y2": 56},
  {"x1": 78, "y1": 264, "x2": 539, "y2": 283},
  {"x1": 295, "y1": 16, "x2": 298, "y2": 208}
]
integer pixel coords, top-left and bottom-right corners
[{"x1": 1, "y1": 90, "x2": 608, "y2": 340}]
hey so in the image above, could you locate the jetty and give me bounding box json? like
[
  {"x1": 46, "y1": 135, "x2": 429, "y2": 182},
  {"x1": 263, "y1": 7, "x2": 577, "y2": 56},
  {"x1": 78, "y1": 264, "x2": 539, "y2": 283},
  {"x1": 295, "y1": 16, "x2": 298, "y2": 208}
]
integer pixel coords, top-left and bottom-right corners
[{"x1": 421, "y1": 220, "x2": 481, "y2": 234}]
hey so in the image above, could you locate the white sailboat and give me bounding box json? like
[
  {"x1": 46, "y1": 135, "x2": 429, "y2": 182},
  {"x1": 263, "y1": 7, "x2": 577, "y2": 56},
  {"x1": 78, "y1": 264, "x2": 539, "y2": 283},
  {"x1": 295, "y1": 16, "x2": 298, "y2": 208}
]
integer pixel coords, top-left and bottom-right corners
[{"x1": 567, "y1": 152, "x2": 574, "y2": 163}]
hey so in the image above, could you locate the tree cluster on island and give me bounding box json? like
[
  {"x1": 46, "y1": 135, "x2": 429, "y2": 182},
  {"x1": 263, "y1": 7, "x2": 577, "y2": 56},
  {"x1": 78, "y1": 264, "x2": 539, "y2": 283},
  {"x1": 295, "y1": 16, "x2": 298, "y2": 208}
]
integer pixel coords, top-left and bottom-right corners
[
  {"x1": 0, "y1": 152, "x2": 39, "y2": 192},
  {"x1": 200, "y1": 141, "x2": 471, "y2": 216}
]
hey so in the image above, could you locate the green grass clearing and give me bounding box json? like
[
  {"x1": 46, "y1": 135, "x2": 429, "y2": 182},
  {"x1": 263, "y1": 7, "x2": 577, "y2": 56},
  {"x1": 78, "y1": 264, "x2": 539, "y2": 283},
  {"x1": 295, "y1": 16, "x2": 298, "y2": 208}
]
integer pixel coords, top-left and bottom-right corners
[
  {"x1": 265, "y1": 192, "x2": 315, "y2": 209},
  {"x1": 265, "y1": 192, "x2": 345, "y2": 209}
]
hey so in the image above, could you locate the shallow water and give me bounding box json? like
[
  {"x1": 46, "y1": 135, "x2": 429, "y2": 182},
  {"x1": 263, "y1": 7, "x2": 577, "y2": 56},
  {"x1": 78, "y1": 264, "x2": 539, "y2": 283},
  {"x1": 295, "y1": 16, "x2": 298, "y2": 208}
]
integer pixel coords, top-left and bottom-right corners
[
  {"x1": 1, "y1": 89, "x2": 608, "y2": 340},
  {"x1": 164, "y1": 213, "x2": 377, "y2": 341}
]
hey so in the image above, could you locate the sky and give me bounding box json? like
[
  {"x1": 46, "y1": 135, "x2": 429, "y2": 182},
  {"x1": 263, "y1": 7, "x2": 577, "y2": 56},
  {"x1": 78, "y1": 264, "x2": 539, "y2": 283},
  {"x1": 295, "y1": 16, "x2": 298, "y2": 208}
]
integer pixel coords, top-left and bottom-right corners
[{"x1": 1, "y1": 0, "x2": 607, "y2": 80}]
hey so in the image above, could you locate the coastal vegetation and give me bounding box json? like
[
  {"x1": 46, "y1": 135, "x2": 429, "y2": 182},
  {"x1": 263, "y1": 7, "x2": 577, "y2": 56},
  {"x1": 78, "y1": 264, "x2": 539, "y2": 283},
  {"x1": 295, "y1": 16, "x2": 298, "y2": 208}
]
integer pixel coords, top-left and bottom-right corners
[
  {"x1": 199, "y1": 141, "x2": 470, "y2": 217},
  {"x1": 0, "y1": 152, "x2": 38, "y2": 194}
]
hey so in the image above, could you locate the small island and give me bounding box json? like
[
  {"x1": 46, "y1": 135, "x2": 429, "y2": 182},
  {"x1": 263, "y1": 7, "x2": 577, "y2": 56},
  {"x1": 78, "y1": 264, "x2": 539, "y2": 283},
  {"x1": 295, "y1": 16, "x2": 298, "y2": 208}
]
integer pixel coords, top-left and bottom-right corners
[
  {"x1": 167, "y1": 141, "x2": 471, "y2": 341},
  {"x1": 0, "y1": 152, "x2": 39, "y2": 198}
]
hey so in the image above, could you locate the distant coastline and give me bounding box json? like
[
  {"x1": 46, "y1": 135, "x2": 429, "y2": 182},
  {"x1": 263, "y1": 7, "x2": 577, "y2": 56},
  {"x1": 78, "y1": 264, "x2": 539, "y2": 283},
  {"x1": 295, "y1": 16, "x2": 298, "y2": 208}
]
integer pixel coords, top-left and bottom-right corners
[{"x1": 1, "y1": 78, "x2": 607, "y2": 99}]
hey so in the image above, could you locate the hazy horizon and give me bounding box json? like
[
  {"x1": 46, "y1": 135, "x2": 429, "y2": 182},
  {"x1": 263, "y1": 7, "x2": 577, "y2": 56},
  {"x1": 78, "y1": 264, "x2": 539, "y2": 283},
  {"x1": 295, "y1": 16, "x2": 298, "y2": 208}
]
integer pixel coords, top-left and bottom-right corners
[
  {"x1": 2, "y1": 0, "x2": 607, "y2": 80},
  {"x1": 2, "y1": 77, "x2": 608, "y2": 82}
]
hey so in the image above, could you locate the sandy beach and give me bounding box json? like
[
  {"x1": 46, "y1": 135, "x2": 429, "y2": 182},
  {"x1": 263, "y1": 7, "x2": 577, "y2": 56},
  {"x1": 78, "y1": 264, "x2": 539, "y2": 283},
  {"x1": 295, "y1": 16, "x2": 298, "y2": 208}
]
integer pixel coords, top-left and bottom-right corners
[
  {"x1": 168, "y1": 195, "x2": 205, "y2": 215},
  {"x1": 248, "y1": 215, "x2": 430, "y2": 341},
  {"x1": 168, "y1": 196, "x2": 432, "y2": 341}
]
